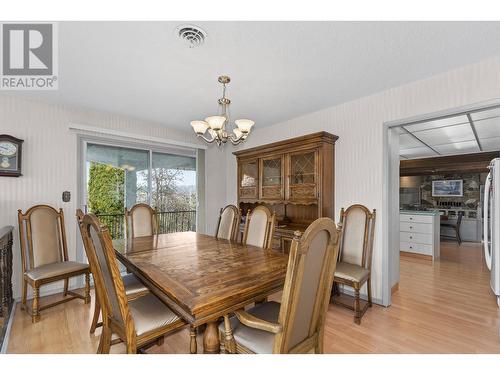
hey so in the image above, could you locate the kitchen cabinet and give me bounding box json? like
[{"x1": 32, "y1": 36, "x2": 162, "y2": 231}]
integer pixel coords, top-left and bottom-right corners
[{"x1": 400, "y1": 211, "x2": 440, "y2": 259}]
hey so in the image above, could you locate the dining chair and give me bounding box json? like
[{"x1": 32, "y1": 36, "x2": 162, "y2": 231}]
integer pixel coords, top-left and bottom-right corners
[
  {"x1": 332, "y1": 204, "x2": 376, "y2": 324},
  {"x1": 219, "y1": 217, "x2": 340, "y2": 354},
  {"x1": 215, "y1": 205, "x2": 241, "y2": 241},
  {"x1": 76, "y1": 209, "x2": 149, "y2": 335},
  {"x1": 79, "y1": 213, "x2": 187, "y2": 354},
  {"x1": 440, "y1": 211, "x2": 463, "y2": 245},
  {"x1": 125, "y1": 203, "x2": 158, "y2": 238},
  {"x1": 18, "y1": 205, "x2": 91, "y2": 323},
  {"x1": 242, "y1": 205, "x2": 275, "y2": 249}
]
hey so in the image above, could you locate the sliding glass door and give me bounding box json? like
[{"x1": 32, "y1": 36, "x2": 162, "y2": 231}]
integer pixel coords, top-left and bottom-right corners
[
  {"x1": 84, "y1": 142, "x2": 197, "y2": 238},
  {"x1": 151, "y1": 152, "x2": 197, "y2": 233}
]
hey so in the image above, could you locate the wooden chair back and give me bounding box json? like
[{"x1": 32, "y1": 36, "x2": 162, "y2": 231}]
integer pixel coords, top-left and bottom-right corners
[
  {"x1": 273, "y1": 217, "x2": 340, "y2": 353},
  {"x1": 338, "y1": 205, "x2": 376, "y2": 270},
  {"x1": 215, "y1": 205, "x2": 241, "y2": 241},
  {"x1": 79, "y1": 213, "x2": 134, "y2": 338},
  {"x1": 18, "y1": 205, "x2": 69, "y2": 275},
  {"x1": 242, "y1": 205, "x2": 275, "y2": 249},
  {"x1": 76, "y1": 209, "x2": 96, "y2": 273},
  {"x1": 125, "y1": 203, "x2": 157, "y2": 238}
]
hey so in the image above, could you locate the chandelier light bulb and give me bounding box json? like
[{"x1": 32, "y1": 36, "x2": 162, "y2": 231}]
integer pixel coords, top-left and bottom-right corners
[
  {"x1": 205, "y1": 116, "x2": 226, "y2": 131},
  {"x1": 191, "y1": 120, "x2": 209, "y2": 135},
  {"x1": 235, "y1": 119, "x2": 255, "y2": 134}
]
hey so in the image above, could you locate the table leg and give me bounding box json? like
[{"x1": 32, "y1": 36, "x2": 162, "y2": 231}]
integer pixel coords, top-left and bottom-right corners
[{"x1": 203, "y1": 320, "x2": 220, "y2": 354}]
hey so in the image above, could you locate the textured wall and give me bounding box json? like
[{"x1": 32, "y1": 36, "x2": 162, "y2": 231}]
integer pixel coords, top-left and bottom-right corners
[
  {"x1": 420, "y1": 174, "x2": 481, "y2": 209},
  {"x1": 0, "y1": 95, "x2": 224, "y2": 300},
  {"x1": 223, "y1": 56, "x2": 500, "y2": 303}
]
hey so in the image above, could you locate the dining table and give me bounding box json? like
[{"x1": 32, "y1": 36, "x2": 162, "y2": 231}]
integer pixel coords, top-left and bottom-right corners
[{"x1": 113, "y1": 231, "x2": 289, "y2": 353}]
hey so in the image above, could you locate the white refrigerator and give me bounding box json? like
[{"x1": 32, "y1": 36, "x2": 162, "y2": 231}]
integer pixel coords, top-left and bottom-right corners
[{"x1": 483, "y1": 158, "x2": 500, "y2": 307}]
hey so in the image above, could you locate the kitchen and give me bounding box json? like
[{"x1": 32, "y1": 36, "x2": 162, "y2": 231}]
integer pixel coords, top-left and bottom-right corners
[{"x1": 396, "y1": 106, "x2": 500, "y2": 307}]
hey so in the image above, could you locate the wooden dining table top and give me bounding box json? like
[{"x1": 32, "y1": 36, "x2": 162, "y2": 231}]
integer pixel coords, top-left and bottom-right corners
[{"x1": 113, "y1": 231, "x2": 289, "y2": 325}]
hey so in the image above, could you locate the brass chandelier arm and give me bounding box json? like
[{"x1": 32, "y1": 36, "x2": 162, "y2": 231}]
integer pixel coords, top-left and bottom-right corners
[
  {"x1": 196, "y1": 133, "x2": 217, "y2": 144},
  {"x1": 228, "y1": 132, "x2": 246, "y2": 145}
]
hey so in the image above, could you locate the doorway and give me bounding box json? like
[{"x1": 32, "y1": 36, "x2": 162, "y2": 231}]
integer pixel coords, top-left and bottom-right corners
[{"x1": 383, "y1": 99, "x2": 500, "y2": 306}]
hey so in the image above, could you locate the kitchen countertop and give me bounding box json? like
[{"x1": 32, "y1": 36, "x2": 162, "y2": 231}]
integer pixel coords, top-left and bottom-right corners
[{"x1": 400, "y1": 210, "x2": 440, "y2": 216}]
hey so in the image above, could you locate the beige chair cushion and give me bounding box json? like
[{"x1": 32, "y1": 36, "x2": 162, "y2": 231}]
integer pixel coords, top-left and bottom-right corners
[
  {"x1": 30, "y1": 207, "x2": 63, "y2": 267},
  {"x1": 334, "y1": 262, "x2": 370, "y2": 283},
  {"x1": 25, "y1": 261, "x2": 89, "y2": 281},
  {"x1": 128, "y1": 294, "x2": 181, "y2": 336},
  {"x1": 217, "y1": 208, "x2": 236, "y2": 240},
  {"x1": 287, "y1": 230, "x2": 329, "y2": 350},
  {"x1": 219, "y1": 301, "x2": 280, "y2": 354},
  {"x1": 340, "y1": 207, "x2": 367, "y2": 266},
  {"x1": 131, "y1": 206, "x2": 153, "y2": 237},
  {"x1": 122, "y1": 273, "x2": 148, "y2": 296},
  {"x1": 246, "y1": 209, "x2": 268, "y2": 248}
]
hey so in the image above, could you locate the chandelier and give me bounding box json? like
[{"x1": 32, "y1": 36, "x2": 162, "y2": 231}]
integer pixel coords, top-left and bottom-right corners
[{"x1": 191, "y1": 75, "x2": 254, "y2": 146}]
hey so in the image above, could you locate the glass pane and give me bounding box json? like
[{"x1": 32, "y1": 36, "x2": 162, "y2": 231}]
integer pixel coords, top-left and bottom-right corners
[
  {"x1": 86, "y1": 143, "x2": 149, "y2": 239},
  {"x1": 262, "y1": 158, "x2": 281, "y2": 186},
  {"x1": 290, "y1": 152, "x2": 315, "y2": 184},
  {"x1": 241, "y1": 161, "x2": 258, "y2": 187},
  {"x1": 151, "y1": 152, "x2": 197, "y2": 233}
]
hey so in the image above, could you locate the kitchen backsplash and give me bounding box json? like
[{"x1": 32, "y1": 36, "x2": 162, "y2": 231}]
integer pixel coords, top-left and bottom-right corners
[{"x1": 420, "y1": 173, "x2": 484, "y2": 209}]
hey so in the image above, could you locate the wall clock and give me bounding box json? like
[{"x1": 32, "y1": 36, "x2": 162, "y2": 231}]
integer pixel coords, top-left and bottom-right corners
[{"x1": 0, "y1": 135, "x2": 24, "y2": 177}]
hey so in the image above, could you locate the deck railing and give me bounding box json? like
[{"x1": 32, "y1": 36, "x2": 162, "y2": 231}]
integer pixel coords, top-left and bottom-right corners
[{"x1": 95, "y1": 210, "x2": 196, "y2": 239}]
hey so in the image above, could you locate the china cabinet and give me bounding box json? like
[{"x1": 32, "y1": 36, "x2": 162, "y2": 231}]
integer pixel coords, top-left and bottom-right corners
[{"x1": 234, "y1": 132, "x2": 338, "y2": 253}]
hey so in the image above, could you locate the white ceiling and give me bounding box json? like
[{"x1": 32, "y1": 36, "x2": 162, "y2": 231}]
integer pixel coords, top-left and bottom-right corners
[
  {"x1": 399, "y1": 106, "x2": 500, "y2": 159},
  {"x1": 13, "y1": 21, "x2": 500, "y2": 131}
]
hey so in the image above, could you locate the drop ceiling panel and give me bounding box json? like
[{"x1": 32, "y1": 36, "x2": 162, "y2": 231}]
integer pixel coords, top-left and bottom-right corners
[
  {"x1": 473, "y1": 117, "x2": 500, "y2": 139},
  {"x1": 433, "y1": 140, "x2": 480, "y2": 155},
  {"x1": 413, "y1": 123, "x2": 475, "y2": 146},
  {"x1": 403, "y1": 115, "x2": 469, "y2": 133},
  {"x1": 470, "y1": 107, "x2": 500, "y2": 121},
  {"x1": 479, "y1": 137, "x2": 500, "y2": 151},
  {"x1": 400, "y1": 147, "x2": 437, "y2": 159},
  {"x1": 399, "y1": 133, "x2": 423, "y2": 149}
]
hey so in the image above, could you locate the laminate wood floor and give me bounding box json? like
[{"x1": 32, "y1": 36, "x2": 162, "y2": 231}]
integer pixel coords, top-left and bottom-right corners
[{"x1": 6, "y1": 241, "x2": 500, "y2": 353}]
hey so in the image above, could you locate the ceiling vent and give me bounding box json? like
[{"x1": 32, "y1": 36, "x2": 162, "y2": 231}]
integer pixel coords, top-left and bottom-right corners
[{"x1": 175, "y1": 24, "x2": 207, "y2": 48}]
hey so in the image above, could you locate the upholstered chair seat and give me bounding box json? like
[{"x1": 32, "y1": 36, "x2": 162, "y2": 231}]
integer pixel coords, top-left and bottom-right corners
[
  {"x1": 128, "y1": 294, "x2": 182, "y2": 336},
  {"x1": 334, "y1": 262, "x2": 370, "y2": 283},
  {"x1": 122, "y1": 273, "x2": 148, "y2": 296},
  {"x1": 25, "y1": 261, "x2": 89, "y2": 281},
  {"x1": 219, "y1": 301, "x2": 280, "y2": 354}
]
